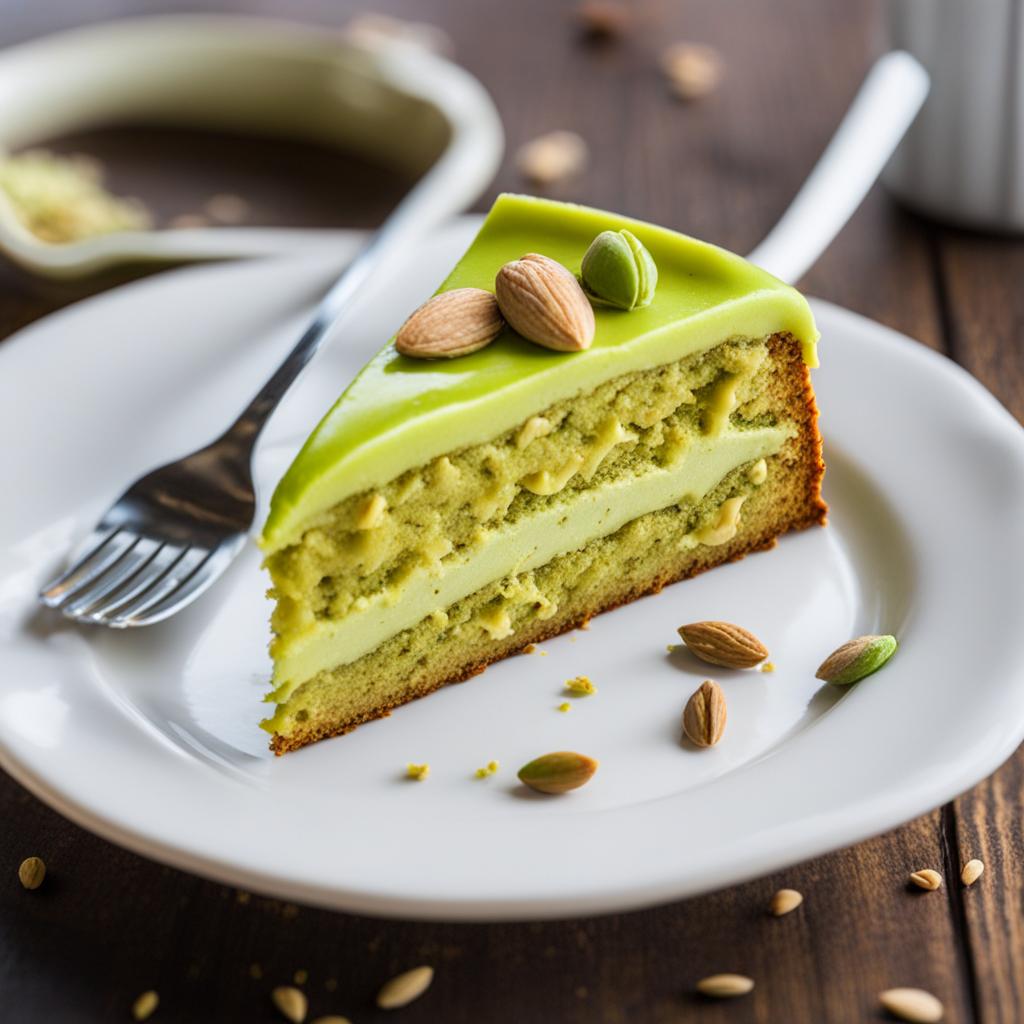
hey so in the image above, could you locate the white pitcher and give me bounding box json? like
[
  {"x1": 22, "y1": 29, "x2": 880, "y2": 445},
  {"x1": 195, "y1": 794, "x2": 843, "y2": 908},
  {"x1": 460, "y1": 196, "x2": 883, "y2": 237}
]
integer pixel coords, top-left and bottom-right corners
[{"x1": 882, "y1": 0, "x2": 1024, "y2": 232}]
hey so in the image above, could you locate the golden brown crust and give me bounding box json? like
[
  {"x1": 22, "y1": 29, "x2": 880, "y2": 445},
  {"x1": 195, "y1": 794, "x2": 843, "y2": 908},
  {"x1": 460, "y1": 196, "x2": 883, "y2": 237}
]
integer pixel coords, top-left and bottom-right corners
[{"x1": 271, "y1": 334, "x2": 826, "y2": 754}]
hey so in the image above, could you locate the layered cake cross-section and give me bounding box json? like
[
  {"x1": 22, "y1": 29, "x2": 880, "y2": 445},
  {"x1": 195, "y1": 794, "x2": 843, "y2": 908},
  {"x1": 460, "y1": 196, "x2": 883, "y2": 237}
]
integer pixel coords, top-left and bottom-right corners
[{"x1": 260, "y1": 194, "x2": 827, "y2": 753}]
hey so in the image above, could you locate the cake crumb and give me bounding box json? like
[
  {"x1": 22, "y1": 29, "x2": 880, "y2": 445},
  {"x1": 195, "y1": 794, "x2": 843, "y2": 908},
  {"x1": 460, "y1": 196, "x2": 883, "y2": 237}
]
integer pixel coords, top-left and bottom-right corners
[
  {"x1": 667, "y1": 643, "x2": 678, "y2": 653},
  {"x1": 565, "y1": 675, "x2": 596, "y2": 696},
  {"x1": 407, "y1": 763, "x2": 430, "y2": 781},
  {"x1": 761, "y1": 661, "x2": 776, "y2": 673},
  {"x1": 538, "y1": 650, "x2": 549, "y2": 657},
  {"x1": 557, "y1": 702, "x2": 572, "y2": 713},
  {"x1": 249, "y1": 963, "x2": 264, "y2": 980},
  {"x1": 293, "y1": 968, "x2": 308, "y2": 985},
  {"x1": 580, "y1": 618, "x2": 591, "y2": 631},
  {"x1": 523, "y1": 643, "x2": 537, "y2": 654},
  {"x1": 475, "y1": 760, "x2": 500, "y2": 778},
  {"x1": 325, "y1": 978, "x2": 338, "y2": 992},
  {"x1": 356, "y1": 492, "x2": 388, "y2": 530}
]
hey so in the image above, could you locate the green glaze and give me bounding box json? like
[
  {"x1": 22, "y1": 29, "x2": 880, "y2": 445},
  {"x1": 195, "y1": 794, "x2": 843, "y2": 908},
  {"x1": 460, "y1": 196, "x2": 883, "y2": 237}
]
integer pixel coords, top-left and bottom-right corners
[{"x1": 261, "y1": 194, "x2": 818, "y2": 553}]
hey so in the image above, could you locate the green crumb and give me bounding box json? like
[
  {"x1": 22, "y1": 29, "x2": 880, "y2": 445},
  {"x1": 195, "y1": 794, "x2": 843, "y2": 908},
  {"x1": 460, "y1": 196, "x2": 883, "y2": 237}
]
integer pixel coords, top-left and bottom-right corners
[
  {"x1": 565, "y1": 675, "x2": 597, "y2": 696},
  {"x1": 406, "y1": 763, "x2": 430, "y2": 781},
  {"x1": 0, "y1": 149, "x2": 151, "y2": 243},
  {"x1": 558, "y1": 702, "x2": 572, "y2": 713},
  {"x1": 475, "y1": 760, "x2": 500, "y2": 778}
]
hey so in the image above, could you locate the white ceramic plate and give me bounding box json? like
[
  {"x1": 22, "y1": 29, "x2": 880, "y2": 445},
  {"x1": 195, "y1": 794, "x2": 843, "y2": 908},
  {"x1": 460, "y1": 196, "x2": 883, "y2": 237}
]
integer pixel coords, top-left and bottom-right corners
[{"x1": 3, "y1": 217, "x2": 1024, "y2": 921}]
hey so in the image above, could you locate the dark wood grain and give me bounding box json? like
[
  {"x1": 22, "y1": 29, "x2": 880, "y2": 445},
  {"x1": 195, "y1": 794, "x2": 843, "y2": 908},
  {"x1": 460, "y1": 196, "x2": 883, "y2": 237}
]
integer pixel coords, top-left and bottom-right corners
[{"x1": 1, "y1": 0, "x2": 1021, "y2": 1021}]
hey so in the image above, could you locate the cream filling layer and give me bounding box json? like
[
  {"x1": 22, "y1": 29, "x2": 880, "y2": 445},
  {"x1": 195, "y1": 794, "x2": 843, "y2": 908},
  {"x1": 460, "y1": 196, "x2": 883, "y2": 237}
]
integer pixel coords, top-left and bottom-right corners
[{"x1": 270, "y1": 423, "x2": 793, "y2": 703}]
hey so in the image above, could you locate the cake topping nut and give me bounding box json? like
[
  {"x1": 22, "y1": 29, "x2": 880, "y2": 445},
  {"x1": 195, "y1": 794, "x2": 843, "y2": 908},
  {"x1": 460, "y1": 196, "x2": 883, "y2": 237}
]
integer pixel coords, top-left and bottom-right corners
[
  {"x1": 395, "y1": 287, "x2": 504, "y2": 359},
  {"x1": 580, "y1": 229, "x2": 658, "y2": 310},
  {"x1": 131, "y1": 991, "x2": 160, "y2": 1022},
  {"x1": 516, "y1": 130, "x2": 589, "y2": 186},
  {"x1": 18, "y1": 856, "x2": 46, "y2": 890},
  {"x1": 661, "y1": 42, "x2": 723, "y2": 100},
  {"x1": 816, "y1": 634, "x2": 897, "y2": 685},
  {"x1": 496, "y1": 253, "x2": 596, "y2": 352},
  {"x1": 678, "y1": 621, "x2": 769, "y2": 669},
  {"x1": 271, "y1": 986, "x2": 308, "y2": 1023},
  {"x1": 879, "y1": 987, "x2": 945, "y2": 1023},
  {"x1": 683, "y1": 680, "x2": 727, "y2": 748},
  {"x1": 769, "y1": 888, "x2": 804, "y2": 916},
  {"x1": 376, "y1": 965, "x2": 434, "y2": 1009},
  {"x1": 961, "y1": 859, "x2": 985, "y2": 886},
  {"x1": 696, "y1": 974, "x2": 754, "y2": 998},
  {"x1": 518, "y1": 751, "x2": 598, "y2": 794},
  {"x1": 909, "y1": 868, "x2": 942, "y2": 891}
]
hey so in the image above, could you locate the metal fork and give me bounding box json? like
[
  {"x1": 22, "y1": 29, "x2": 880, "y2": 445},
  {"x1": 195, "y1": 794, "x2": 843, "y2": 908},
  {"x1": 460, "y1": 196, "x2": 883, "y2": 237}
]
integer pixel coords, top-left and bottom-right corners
[{"x1": 39, "y1": 206, "x2": 423, "y2": 628}]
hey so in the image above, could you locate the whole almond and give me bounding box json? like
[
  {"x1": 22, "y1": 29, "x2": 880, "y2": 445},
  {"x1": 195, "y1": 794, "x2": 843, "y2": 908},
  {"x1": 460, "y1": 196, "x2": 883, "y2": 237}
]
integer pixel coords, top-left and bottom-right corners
[
  {"x1": 271, "y1": 986, "x2": 307, "y2": 1023},
  {"x1": 769, "y1": 888, "x2": 804, "y2": 916},
  {"x1": 495, "y1": 254, "x2": 595, "y2": 352},
  {"x1": 879, "y1": 987, "x2": 944, "y2": 1023},
  {"x1": 683, "y1": 680, "x2": 727, "y2": 748},
  {"x1": 395, "y1": 287, "x2": 503, "y2": 359},
  {"x1": 696, "y1": 974, "x2": 754, "y2": 998},
  {"x1": 909, "y1": 869, "x2": 942, "y2": 891},
  {"x1": 961, "y1": 859, "x2": 984, "y2": 886},
  {"x1": 376, "y1": 965, "x2": 434, "y2": 1009},
  {"x1": 518, "y1": 751, "x2": 599, "y2": 794},
  {"x1": 678, "y1": 621, "x2": 768, "y2": 669}
]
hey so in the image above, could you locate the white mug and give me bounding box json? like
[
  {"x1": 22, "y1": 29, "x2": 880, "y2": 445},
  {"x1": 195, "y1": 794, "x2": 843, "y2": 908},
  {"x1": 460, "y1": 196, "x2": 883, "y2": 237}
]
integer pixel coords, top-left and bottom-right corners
[{"x1": 882, "y1": 0, "x2": 1024, "y2": 232}]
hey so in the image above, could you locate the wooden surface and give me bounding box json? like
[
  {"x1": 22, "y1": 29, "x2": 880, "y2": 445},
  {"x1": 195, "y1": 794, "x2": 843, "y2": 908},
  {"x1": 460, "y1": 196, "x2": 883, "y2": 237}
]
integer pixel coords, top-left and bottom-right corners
[{"x1": 2, "y1": 1, "x2": 1023, "y2": 1021}]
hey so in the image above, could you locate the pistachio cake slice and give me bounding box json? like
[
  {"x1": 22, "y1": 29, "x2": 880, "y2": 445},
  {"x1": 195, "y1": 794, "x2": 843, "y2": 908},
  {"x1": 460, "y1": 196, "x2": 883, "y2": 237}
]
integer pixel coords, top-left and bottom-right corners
[{"x1": 260, "y1": 194, "x2": 826, "y2": 753}]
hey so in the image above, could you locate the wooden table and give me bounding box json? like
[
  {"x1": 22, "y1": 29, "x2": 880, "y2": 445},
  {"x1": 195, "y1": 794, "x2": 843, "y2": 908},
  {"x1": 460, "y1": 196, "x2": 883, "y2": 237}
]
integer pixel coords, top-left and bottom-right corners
[{"x1": 3, "y1": 1, "x2": 1023, "y2": 1020}]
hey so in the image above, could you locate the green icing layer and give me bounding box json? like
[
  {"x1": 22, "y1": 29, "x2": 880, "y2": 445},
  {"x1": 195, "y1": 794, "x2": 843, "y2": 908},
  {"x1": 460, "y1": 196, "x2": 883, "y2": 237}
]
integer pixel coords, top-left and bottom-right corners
[{"x1": 261, "y1": 194, "x2": 817, "y2": 553}]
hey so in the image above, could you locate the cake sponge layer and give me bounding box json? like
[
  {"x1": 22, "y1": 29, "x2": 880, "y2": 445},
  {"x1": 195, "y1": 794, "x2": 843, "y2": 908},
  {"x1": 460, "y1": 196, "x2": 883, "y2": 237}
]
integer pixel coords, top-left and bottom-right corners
[{"x1": 266, "y1": 336, "x2": 797, "y2": 698}]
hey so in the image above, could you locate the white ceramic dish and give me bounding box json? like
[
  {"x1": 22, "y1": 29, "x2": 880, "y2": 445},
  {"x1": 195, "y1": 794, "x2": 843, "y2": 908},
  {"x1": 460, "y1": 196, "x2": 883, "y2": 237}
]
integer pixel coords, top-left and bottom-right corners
[
  {"x1": 3, "y1": 217, "x2": 1024, "y2": 921},
  {"x1": 0, "y1": 15, "x2": 502, "y2": 277}
]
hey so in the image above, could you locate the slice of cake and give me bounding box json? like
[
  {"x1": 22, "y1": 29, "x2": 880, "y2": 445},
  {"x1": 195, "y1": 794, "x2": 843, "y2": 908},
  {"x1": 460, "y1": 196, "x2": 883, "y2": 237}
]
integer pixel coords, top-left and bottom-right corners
[{"x1": 260, "y1": 194, "x2": 826, "y2": 753}]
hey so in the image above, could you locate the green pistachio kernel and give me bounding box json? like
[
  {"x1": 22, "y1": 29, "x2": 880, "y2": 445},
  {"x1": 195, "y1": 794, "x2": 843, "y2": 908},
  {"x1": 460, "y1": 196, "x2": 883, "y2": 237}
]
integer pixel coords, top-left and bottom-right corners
[
  {"x1": 815, "y1": 634, "x2": 898, "y2": 685},
  {"x1": 580, "y1": 228, "x2": 658, "y2": 310}
]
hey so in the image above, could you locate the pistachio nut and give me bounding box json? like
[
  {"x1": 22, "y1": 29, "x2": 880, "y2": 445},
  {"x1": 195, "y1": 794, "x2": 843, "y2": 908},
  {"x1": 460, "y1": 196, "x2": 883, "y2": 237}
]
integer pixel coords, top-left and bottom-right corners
[{"x1": 580, "y1": 228, "x2": 658, "y2": 310}]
